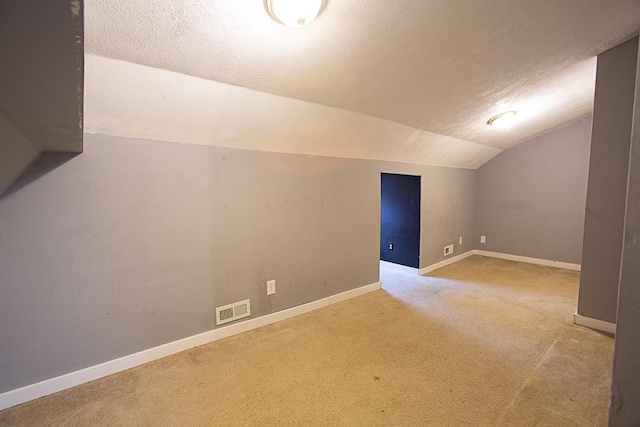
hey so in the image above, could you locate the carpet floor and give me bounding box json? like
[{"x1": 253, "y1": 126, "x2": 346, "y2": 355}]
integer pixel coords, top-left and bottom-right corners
[{"x1": 0, "y1": 255, "x2": 614, "y2": 426}]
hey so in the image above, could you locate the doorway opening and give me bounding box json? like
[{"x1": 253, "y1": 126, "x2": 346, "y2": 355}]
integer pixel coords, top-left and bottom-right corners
[{"x1": 380, "y1": 173, "x2": 421, "y2": 269}]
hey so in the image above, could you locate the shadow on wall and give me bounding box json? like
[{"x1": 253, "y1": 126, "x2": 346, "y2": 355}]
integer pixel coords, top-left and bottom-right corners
[{"x1": 2, "y1": 152, "x2": 80, "y2": 199}]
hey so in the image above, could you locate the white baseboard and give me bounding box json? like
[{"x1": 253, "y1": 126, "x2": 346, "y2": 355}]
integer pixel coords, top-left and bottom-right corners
[
  {"x1": 419, "y1": 250, "x2": 475, "y2": 275},
  {"x1": 0, "y1": 281, "x2": 381, "y2": 411},
  {"x1": 418, "y1": 249, "x2": 581, "y2": 276},
  {"x1": 574, "y1": 313, "x2": 616, "y2": 334},
  {"x1": 474, "y1": 250, "x2": 581, "y2": 271}
]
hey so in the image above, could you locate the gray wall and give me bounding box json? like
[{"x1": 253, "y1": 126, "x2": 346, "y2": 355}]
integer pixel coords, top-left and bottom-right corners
[
  {"x1": 0, "y1": 0, "x2": 83, "y2": 153},
  {"x1": 0, "y1": 114, "x2": 40, "y2": 196},
  {"x1": 609, "y1": 37, "x2": 640, "y2": 426},
  {"x1": 0, "y1": 0, "x2": 83, "y2": 196},
  {"x1": 374, "y1": 162, "x2": 477, "y2": 268},
  {"x1": 0, "y1": 133, "x2": 477, "y2": 393},
  {"x1": 578, "y1": 37, "x2": 639, "y2": 324},
  {"x1": 421, "y1": 166, "x2": 477, "y2": 266},
  {"x1": 475, "y1": 118, "x2": 592, "y2": 264}
]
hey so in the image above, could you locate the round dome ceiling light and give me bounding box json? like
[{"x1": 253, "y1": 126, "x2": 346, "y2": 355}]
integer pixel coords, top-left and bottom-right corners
[
  {"x1": 487, "y1": 111, "x2": 518, "y2": 129},
  {"x1": 265, "y1": 0, "x2": 326, "y2": 27}
]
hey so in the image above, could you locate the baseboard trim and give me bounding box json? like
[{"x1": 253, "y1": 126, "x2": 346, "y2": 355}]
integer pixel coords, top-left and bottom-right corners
[
  {"x1": 419, "y1": 251, "x2": 475, "y2": 275},
  {"x1": 418, "y1": 249, "x2": 581, "y2": 275},
  {"x1": 474, "y1": 250, "x2": 581, "y2": 271},
  {"x1": 574, "y1": 313, "x2": 616, "y2": 334},
  {"x1": 0, "y1": 281, "x2": 381, "y2": 411}
]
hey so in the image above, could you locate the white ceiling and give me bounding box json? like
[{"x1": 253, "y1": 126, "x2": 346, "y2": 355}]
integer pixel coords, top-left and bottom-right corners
[
  {"x1": 84, "y1": 54, "x2": 502, "y2": 169},
  {"x1": 85, "y1": 0, "x2": 640, "y2": 157}
]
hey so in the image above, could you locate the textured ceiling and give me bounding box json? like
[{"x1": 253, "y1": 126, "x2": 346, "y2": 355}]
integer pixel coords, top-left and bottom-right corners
[{"x1": 85, "y1": 0, "x2": 640, "y2": 156}]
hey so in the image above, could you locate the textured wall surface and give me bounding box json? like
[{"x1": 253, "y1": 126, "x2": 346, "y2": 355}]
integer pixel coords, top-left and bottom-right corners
[
  {"x1": 476, "y1": 119, "x2": 592, "y2": 264},
  {"x1": 0, "y1": 133, "x2": 478, "y2": 393},
  {"x1": 609, "y1": 39, "x2": 640, "y2": 426},
  {"x1": 84, "y1": 55, "x2": 500, "y2": 170},
  {"x1": 578, "y1": 37, "x2": 639, "y2": 324},
  {"x1": 84, "y1": 0, "x2": 640, "y2": 150}
]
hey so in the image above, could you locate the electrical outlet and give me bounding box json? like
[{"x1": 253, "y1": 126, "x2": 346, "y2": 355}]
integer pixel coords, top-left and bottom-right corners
[
  {"x1": 267, "y1": 280, "x2": 276, "y2": 296},
  {"x1": 388, "y1": 243, "x2": 394, "y2": 251},
  {"x1": 480, "y1": 235, "x2": 486, "y2": 244},
  {"x1": 444, "y1": 244, "x2": 454, "y2": 256},
  {"x1": 459, "y1": 236, "x2": 463, "y2": 245}
]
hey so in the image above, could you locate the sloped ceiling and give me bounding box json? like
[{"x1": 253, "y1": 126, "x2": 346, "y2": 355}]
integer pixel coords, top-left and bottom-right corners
[
  {"x1": 84, "y1": 54, "x2": 501, "y2": 169},
  {"x1": 84, "y1": 0, "x2": 640, "y2": 166}
]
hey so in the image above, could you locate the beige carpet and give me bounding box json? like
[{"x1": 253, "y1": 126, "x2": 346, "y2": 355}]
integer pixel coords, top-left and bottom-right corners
[{"x1": 0, "y1": 255, "x2": 613, "y2": 426}]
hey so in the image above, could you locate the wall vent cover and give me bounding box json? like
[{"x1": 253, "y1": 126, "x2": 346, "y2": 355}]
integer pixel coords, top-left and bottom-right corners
[
  {"x1": 444, "y1": 244, "x2": 454, "y2": 257},
  {"x1": 216, "y1": 299, "x2": 251, "y2": 325}
]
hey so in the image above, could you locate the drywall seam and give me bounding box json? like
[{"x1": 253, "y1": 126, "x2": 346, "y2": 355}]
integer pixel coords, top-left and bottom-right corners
[
  {"x1": 573, "y1": 313, "x2": 616, "y2": 334},
  {"x1": 0, "y1": 281, "x2": 381, "y2": 410},
  {"x1": 474, "y1": 250, "x2": 581, "y2": 271},
  {"x1": 419, "y1": 250, "x2": 475, "y2": 275}
]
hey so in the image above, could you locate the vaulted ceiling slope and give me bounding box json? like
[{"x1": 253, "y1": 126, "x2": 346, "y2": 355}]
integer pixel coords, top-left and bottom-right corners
[
  {"x1": 84, "y1": 54, "x2": 501, "y2": 169},
  {"x1": 85, "y1": 0, "x2": 640, "y2": 165}
]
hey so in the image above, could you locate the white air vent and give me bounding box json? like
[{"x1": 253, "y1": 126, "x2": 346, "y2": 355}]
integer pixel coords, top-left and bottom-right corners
[
  {"x1": 216, "y1": 299, "x2": 251, "y2": 326},
  {"x1": 444, "y1": 244, "x2": 454, "y2": 256}
]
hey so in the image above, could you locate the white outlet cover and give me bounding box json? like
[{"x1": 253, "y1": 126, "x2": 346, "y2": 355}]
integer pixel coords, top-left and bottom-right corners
[
  {"x1": 267, "y1": 280, "x2": 276, "y2": 295},
  {"x1": 481, "y1": 235, "x2": 486, "y2": 244},
  {"x1": 459, "y1": 236, "x2": 463, "y2": 245}
]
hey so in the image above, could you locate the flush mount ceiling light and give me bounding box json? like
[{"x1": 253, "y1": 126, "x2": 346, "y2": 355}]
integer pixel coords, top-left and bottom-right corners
[
  {"x1": 487, "y1": 110, "x2": 518, "y2": 129},
  {"x1": 265, "y1": 0, "x2": 326, "y2": 27}
]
